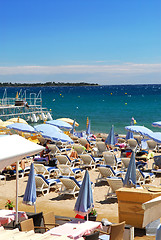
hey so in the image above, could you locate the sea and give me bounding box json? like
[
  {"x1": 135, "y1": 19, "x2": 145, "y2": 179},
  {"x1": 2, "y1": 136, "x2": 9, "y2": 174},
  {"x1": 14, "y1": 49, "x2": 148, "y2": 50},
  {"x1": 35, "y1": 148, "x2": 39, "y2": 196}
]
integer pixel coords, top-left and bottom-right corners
[{"x1": 0, "y1": 84, "x2": 161, "y2": 135}]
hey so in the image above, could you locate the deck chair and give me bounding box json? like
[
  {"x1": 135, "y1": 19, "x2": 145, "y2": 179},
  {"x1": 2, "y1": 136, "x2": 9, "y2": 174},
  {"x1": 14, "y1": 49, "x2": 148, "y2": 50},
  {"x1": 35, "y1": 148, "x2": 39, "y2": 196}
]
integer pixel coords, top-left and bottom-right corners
[
  {"x1": 56, "y1": 154, "x2": 79, "y2": 167},
  {"x1": 34, "y1": 164, "x2": 57, "y2": 178},
  {"x1": 136, "y1": 169, "x2": 155, "y2": 185},
  {"x1": 106, "y1": 177, "x2": 124, "y2": 198},
  {"x1": 47, "y1": 144, "x2": 61, "y2": 157},
  {"x1": 35, "y1": 174, "x2": 61, "y2": 195},
  {"x1": 98, "y1": 221, "x2": 125, "y2": 240},
  {"x1": 103, "y1": 152, "x2": 121, "y2": 170},
  {"x1": 96, "y1": 165, "x2": 122, "y2": 183},
  {"x1": 73, "y1": 144, "x2": 86, "y2": 156},
  {"x1": 80, "y1": 154, "x2": 100, "y2": 169},
  {"x1": 95, "y1": 142, "x2": 108, "y2": 157},
  {"x1": 127, "y1": 139, "x2": 138, "y2": 151},
  {"x1": 147, "y1": 140, "x2": 157, "y2": 152},
  {"x1": 121, "y1": 158, "x2": 131, "y2": 170},
  {"x1": 58, "y1": 176, "x2": 82, "y2": 198},
  {"x1": 57, "y1": 164, "x2": 84, "y2": 178}
]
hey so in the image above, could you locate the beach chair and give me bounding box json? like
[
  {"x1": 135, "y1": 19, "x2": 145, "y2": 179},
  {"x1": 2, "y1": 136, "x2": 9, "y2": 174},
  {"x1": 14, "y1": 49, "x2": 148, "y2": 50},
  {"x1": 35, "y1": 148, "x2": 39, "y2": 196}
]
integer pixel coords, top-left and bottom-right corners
[
  {"x1": 56, "y1": 154, "x2": 79, "y2": 167},
  {"x1": 35, "y1": 174, "x2": 61, "y2": 195},
  {"x1": 98, "y1": 221, "x2": 125, "y2": 240},
  {"x1": 20, "y1": 218, "x2": 48, "y2": 232},
  {"x1": 127, "y1": 139, "x2": 138, "y2": 151},
  {"x1": 73, "y1": 144, "x2": 86, "y2": 156},
  {"x1": 95, "y1": 142, "x2": 108, "y2": 157},
  {"x1": 106, "y1": 177, "x2": 124, "y2": 198},
  {"x1": 47, "y1": 144, "x2": 61, "y2": 157},
  {"x1": 136, "y1": 169, "x2": 155, "y2": 185},
  {"x1": 103, "y1": 152, "x2": 121, "y2": 170},
  {"x1": 34, "y1": 163, "x2": 57, "y2": 178},
  {"x1": 96, "y1": 165, "x2": 122, "y2": 183},
  {"x1": 58, "y1": 176, "x2": 82, "y2": 198},
  {"x1": 57, "y1": 164, "x2": 84, "y2": 178},
  {"x1": 80, "y1": 154, "x2": 100, "y2": 169},
  {"x1": 121, "y1": 158, "x2": 131, "y2": 170},
  {"x1": 147, "y1": 140, "x2": 157, "y2": 152}
]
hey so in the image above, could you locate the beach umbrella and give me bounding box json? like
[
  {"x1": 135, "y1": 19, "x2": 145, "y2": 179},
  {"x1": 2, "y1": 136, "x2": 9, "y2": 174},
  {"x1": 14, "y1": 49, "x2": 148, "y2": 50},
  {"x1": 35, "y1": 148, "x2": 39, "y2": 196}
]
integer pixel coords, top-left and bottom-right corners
[
  {"x1": 6, "y1": 118, "x2": 28, "y2": 124},
  {"x1": 34, "y1": 124, "x2": 73, "y2": 143},
  {"x1": 86, "y1": 119, "x2": 91, "y2": 136},
  {"x1": 0, "y1": 135, "x2": 44, "y2": 224},
  {"x1": 74, "y1": 170, "x2": 94, "y2": 220},
  {"x1": 126, "y1": 117, "x2": 135, "y2": 140},
  {"x1": 146, "y1": 132, "x2": 161, "y2": 144},
  {"x1": 46, "y1": 119, "x2": 72, "y2": 130},
  {"x1": 70, "y1": 120, "x2": 76, "y2": 135},
  {"x1": 125, "y1": 125, "x2": 153, "y2": 137},
  {"x1": 124, "y1": 151, "x2": 136, "y2": 187},
  {"x1": 152, "y1": 121, "x2": 161, "y2": 128},
  {"x1": 57, "y1": 118, "x2": 79, "y2": 127},
  {"x1": 7, "y1": 123, "x2": 36, "y2": 133},
  {"x1": 105, "y1": 125, "x2": 116, "y2": 146},
  {"x1": 23, "y1": 163, "x2": 36, "y2": 213}
]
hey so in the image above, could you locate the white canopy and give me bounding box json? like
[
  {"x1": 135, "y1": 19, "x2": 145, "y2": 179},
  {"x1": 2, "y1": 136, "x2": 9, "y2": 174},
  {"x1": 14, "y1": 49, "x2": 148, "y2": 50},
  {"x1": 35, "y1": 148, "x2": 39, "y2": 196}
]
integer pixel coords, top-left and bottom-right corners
[
  {"x1": 0, "y1": 135, "x2": 44, "y2": 171},
  {"x1": 0, "y1": 135, "x2": 44, "y2": 224}
]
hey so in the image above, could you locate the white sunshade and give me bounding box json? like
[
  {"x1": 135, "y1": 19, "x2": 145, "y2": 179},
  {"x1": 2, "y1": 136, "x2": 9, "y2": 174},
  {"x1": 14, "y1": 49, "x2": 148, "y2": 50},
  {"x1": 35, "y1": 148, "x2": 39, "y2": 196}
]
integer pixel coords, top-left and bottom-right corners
[{"x1": 0, "y1": 135, "x2": 45, "y2": 171}]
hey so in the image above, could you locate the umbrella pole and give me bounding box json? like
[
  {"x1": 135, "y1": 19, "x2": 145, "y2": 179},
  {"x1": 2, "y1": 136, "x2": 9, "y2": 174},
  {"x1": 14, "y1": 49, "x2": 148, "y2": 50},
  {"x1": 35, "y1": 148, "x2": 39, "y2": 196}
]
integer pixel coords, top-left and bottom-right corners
[
  {"x1": 34, "y1": 203, "x2": 36, "y2": 213},
  {"x1": 86, "y1": 213, "x2": 88, "y2": 221},
  {"x1": 15, "y1": 161, "x2": 19, "y2": 225}
]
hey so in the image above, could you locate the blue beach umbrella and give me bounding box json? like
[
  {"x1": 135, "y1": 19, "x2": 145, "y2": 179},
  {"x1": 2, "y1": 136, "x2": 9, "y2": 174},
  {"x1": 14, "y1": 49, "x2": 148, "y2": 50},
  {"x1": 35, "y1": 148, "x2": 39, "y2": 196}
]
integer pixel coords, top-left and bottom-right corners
[
  {"x1": 126, "y1": 118, "x2": 135, "y2": 140},
  {"x1": 74, "y1": 170, "x2": 94, "y2": 220},
  {"x1": 124, "y1": 151, "x2": 136, "y2": 187},
  {"x1": 105, "y1": 125, "x2": 116, "y2": 146},
  {"x1": 146, "y1": 132, "x2": 161, "y2": 144},
  {"x1": 86, "y1": 120, "x2": 91, "y2": 136},
  {"x1": 46, "y1": 120, "x2": 72, "y2": 130},
  {"x1": 23, "y1": 163, "x2": 37, "y2": 212},
  {"x1": 70, "y1": 120, "x2": 75, "y2": 135},
  {"x1": 152, "y1": 121, "x2": 161, "y2": 128},
  {"x1": 7, "y1": 123, "x2": 36, "y2": 133},
  {"x1": 125, "y1": 125, "x2": 153, "y2": 137}
]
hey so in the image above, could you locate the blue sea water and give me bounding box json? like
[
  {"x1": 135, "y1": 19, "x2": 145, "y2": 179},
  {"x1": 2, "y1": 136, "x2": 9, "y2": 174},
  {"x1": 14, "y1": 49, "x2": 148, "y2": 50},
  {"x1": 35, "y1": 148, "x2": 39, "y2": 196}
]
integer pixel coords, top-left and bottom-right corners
[{"x1": 1, "y1": 84, "x2": 161, "y2": 135}]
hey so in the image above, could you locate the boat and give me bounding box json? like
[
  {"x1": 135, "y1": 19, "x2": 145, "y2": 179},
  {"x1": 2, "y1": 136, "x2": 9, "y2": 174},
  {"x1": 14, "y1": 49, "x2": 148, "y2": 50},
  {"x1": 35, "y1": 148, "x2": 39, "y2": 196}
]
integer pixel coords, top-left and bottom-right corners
[{"x1": 0, "y1": 89, "x2": 53, "y2": 123}]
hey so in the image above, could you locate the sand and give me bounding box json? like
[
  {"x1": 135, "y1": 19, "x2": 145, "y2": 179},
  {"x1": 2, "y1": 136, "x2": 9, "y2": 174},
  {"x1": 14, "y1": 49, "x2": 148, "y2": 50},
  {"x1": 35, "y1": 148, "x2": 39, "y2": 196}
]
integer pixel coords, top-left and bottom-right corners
[{"x1": 0, "y1": 164, "x2": 159, "y2": 240}]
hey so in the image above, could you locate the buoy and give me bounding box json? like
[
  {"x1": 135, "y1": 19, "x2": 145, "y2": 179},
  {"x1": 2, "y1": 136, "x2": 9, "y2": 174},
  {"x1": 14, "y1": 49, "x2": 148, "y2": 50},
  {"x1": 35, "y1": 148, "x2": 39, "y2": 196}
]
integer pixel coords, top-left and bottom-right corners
[
  {"x1": 110, "y1": 93, "x2": 112, "y2": 95},
  {"x1": 125, "y1": 103, "x2": 127, "y2": 105}
]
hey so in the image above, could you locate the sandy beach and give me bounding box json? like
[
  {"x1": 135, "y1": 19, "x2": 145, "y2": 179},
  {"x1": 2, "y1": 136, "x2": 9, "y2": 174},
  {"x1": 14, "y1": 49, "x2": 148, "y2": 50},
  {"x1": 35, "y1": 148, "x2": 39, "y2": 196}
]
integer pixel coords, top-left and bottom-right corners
[{"x1": 0, "y1": 161, "x2": 159, "y2": 240}]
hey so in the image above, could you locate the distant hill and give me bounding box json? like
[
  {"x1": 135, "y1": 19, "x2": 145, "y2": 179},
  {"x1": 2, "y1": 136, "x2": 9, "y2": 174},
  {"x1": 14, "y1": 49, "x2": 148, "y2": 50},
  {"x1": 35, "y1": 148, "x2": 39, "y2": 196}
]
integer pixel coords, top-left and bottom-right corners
[{"x1": 0, "y1": 82, "x2": 99, "y2": 87}]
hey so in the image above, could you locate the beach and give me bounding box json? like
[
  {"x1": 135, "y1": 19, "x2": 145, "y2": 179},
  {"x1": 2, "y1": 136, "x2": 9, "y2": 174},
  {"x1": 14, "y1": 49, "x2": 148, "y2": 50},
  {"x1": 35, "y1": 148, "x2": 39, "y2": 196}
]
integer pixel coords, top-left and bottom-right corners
[{"x1": 0, "y1": 159, "x2": 159, "y2": 240}]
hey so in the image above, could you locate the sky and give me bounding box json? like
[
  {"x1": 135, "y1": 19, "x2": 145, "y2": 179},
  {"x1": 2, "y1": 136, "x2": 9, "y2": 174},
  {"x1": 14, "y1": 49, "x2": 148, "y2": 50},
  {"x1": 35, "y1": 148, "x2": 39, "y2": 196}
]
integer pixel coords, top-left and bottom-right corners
[{"x1": 0, "y1": 0, "x2": 161, "y2": 85}]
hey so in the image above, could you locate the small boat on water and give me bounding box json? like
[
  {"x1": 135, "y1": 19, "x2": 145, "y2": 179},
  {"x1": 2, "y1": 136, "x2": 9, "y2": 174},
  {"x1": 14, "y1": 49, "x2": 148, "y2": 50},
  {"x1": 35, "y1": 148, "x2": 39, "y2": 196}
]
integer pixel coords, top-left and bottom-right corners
[{"x1": 0, "y1": 89, "x2": 53, "y2": 123}]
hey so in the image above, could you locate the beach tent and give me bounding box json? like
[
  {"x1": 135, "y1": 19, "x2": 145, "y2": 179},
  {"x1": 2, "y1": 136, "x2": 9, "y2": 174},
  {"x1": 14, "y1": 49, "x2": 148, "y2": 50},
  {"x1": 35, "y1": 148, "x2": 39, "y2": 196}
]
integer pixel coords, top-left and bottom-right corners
[
  {"x1": 0, "y1": 135, "x2": 44, "y2": 224},
  {"x1": 74, "y1": 170, "x2": 94, "y2": 220}
]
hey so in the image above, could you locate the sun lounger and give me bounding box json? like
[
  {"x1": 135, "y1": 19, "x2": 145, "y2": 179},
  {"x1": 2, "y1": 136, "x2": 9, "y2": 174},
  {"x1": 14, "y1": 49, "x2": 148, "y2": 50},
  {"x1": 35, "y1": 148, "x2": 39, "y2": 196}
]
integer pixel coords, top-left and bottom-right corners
[
  {"x1": 34, "y1": 163, "x2": 58, "y2": 178},
  {"x1": 127, "y1": 139, "x2": 138, "y2": 151},
  {"x1": 96, "y1": 164, "x2": 122, "y2": 183},
  {"x1": 35, "y1": 174, "x2": 61, "y2": 195},
  {"x1": 147, "y1": 140, "x2": 157, "y2": 152},
  {"x1": 56, "y1": 154, "x2": 80, "y2": 167},
  {"x1": 80, "y1": 154, "x2": 100, "y2": 169},
  {"x1": 95, "y1": 142, "x2": 108, "y2": 157},
  {"x1": 106, "y1": 176, "x2": 124, "y2": 198},
  {"x1": 57, "y1": 164, "x2": 84, "y2": 178},
  {"x1": 73, "y1": 144, "x2": 86, "y2": 156},
  {"x1": 136, "y1": 169, "x2": 155, "y2": 185},
  {"x1": 103, "y1": 151, "x2": 121, "y2": 170},
  {"x1": 58, "y1": 176, "x2": 94, "y2": 198}
]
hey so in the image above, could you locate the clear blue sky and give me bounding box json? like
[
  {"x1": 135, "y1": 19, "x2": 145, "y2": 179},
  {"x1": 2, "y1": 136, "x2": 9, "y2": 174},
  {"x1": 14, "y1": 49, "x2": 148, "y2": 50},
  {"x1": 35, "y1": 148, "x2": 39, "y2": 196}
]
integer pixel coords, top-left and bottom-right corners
[{"x1": 0, "y1": 0, "x2": 161, "y2": 84}]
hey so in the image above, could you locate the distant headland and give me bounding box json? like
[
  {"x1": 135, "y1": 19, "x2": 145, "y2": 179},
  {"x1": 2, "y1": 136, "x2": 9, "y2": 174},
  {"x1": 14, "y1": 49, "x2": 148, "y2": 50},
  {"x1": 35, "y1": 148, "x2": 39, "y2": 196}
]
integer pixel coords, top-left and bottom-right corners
[{"x1": 0, "y1": 82, "x2": 99, "y2": 87}]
